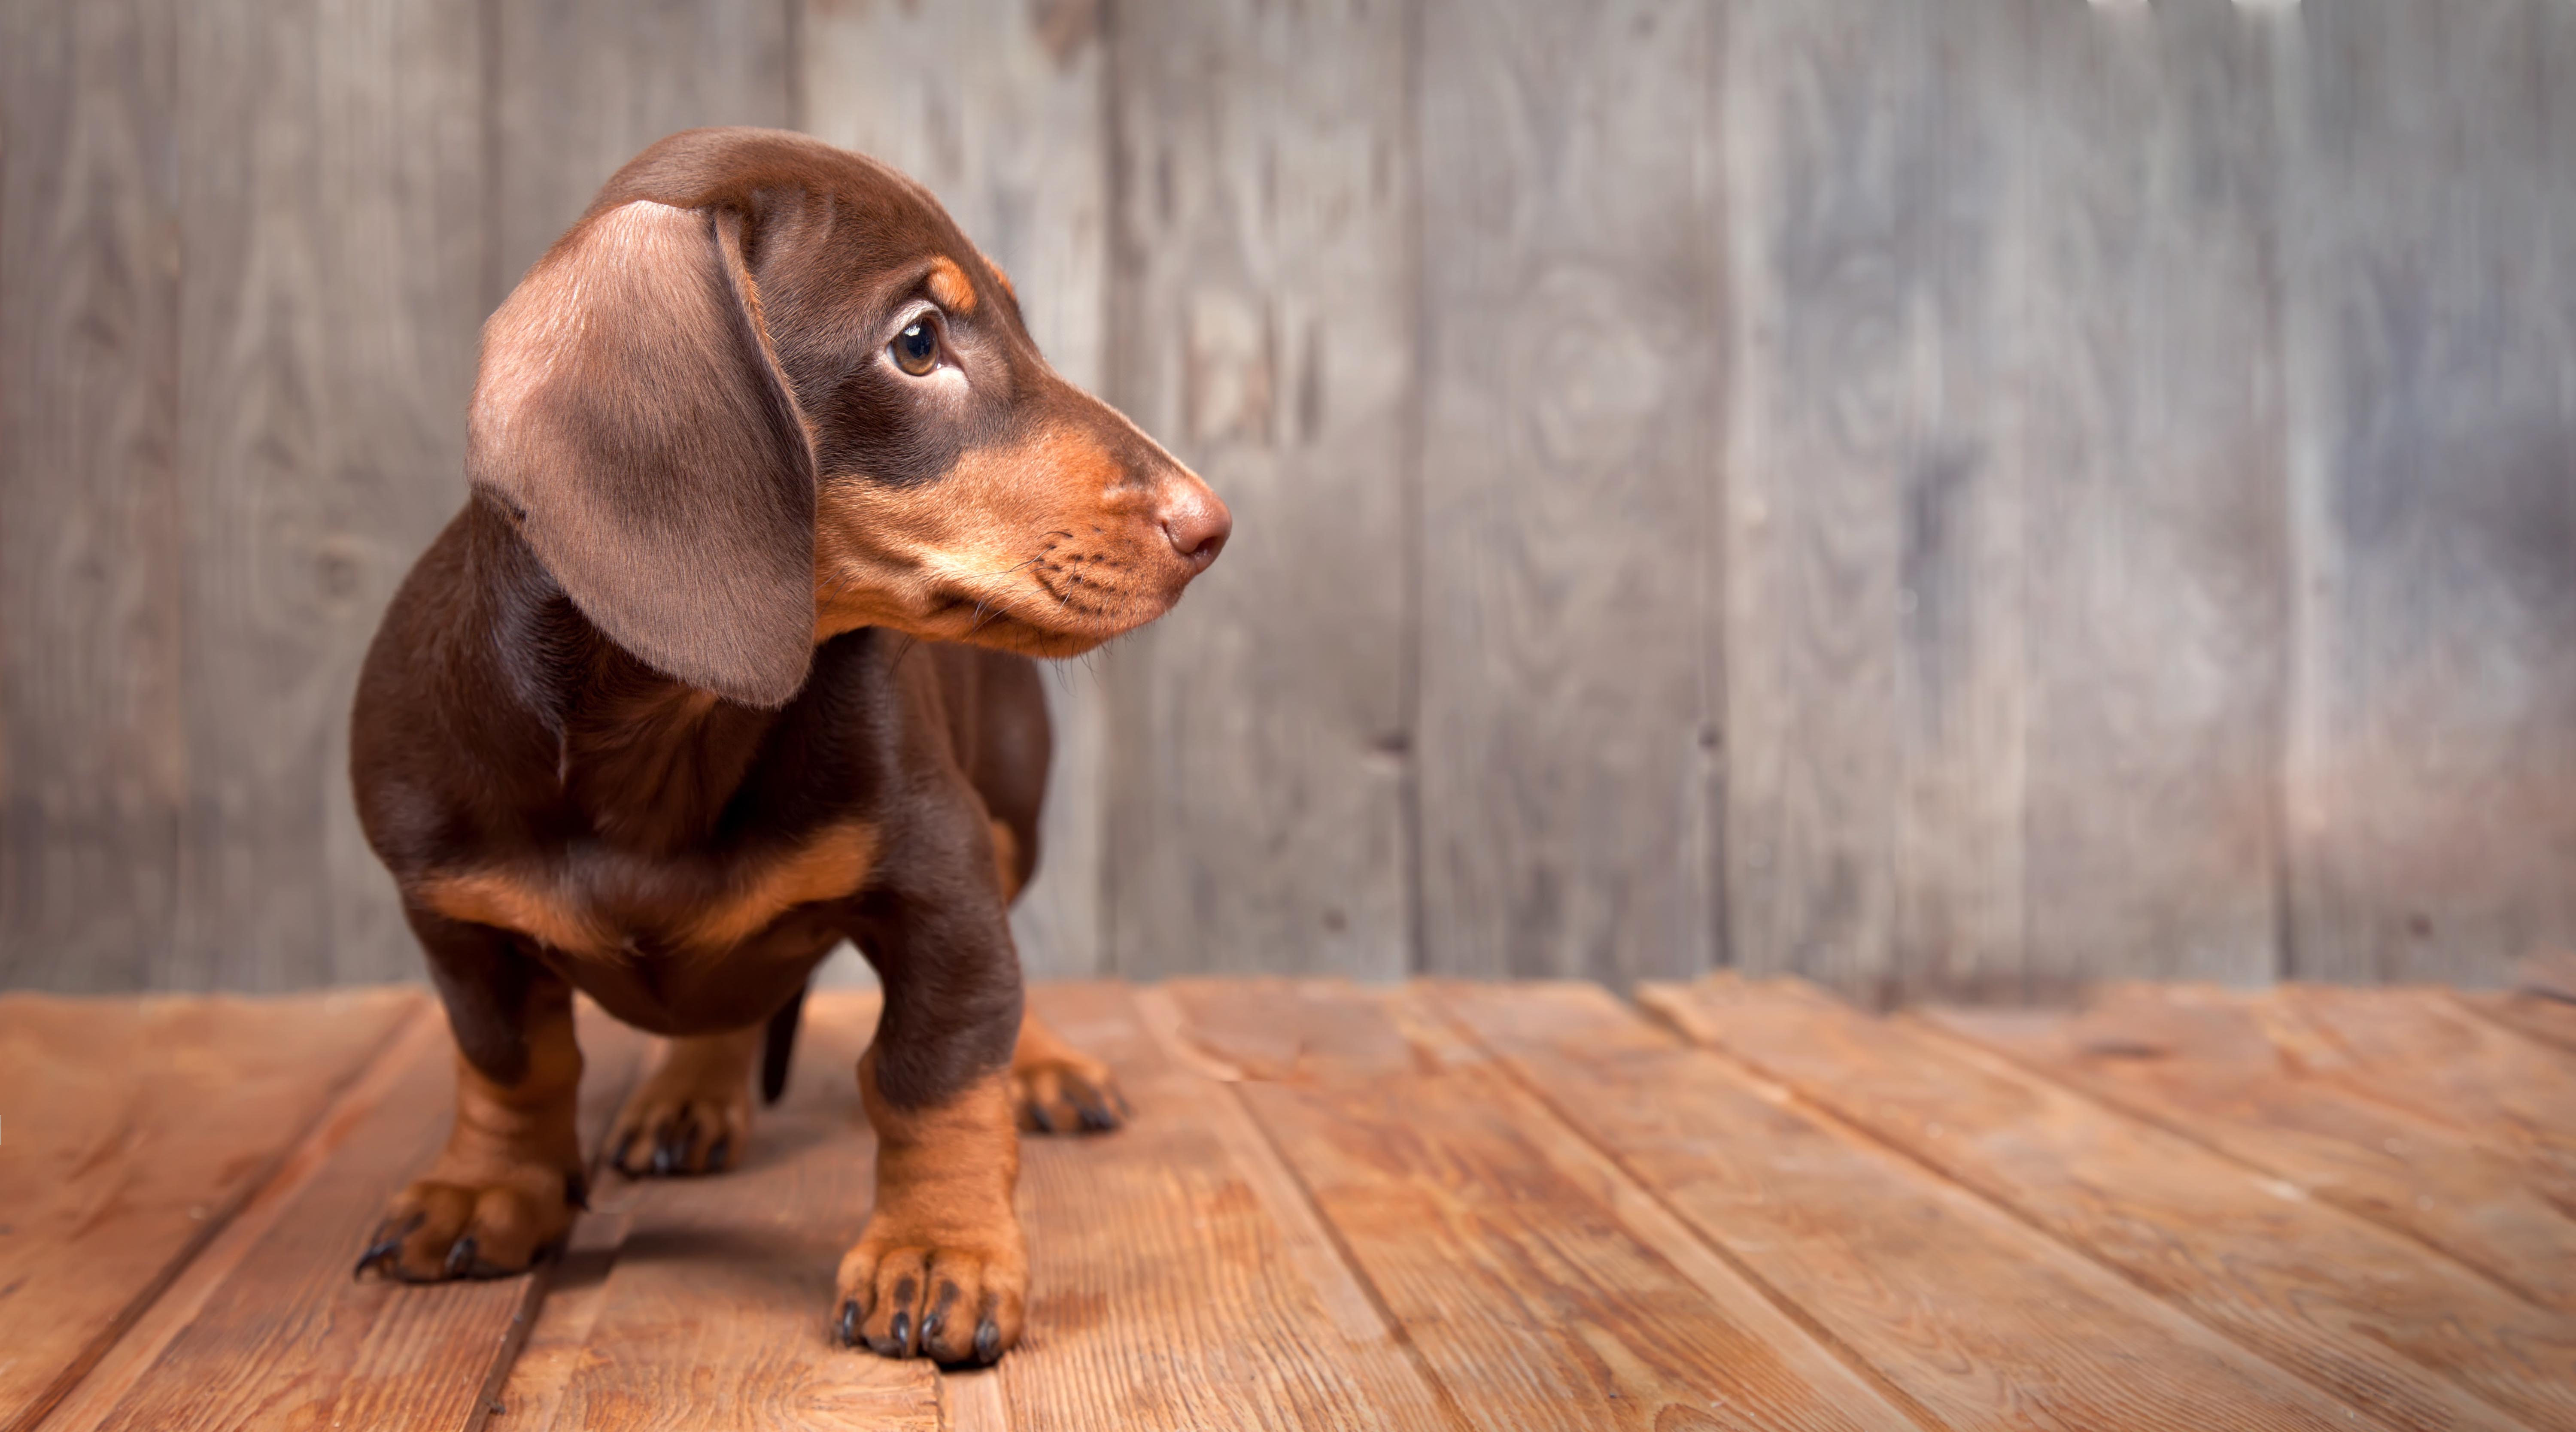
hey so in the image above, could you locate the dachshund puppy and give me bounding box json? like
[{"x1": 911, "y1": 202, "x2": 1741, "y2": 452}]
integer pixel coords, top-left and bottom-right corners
[{"x1": 347, "y1": 127, "x2": 1229, "y2": 1365}]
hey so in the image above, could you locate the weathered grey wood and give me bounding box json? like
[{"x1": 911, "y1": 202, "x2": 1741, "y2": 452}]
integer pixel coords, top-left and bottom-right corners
[
  {"x1": 167, "y1": 0, "x2": 483, "y2": 988},
  {"x1": 1723, "y1": 0, "x2": 1898, "y2": 995},
  {"x1": 12, "y1": 0, "x2": 2576, "y2": 996},
  {"x1": 490, "y1": 0, "x2": 792, "y2": 306},
  {"x1": 1101, "y1": 0, "x2": 1415, "y2": 979},
  {"x1": 1723, "y1": 0, "x2": 2028, "y2": 1001},
  {"x1": 2018, "y1": 0, "x2": 2288, "y2": 988},
  {"x1": 2277, "y1": 0, "x2": 2576, "y2": 984},
  {"x1": 1414, "y1": 0, "x2": 1720, "y2": 985},
  {"x1": 798, "y1": 0, "x2": 1112, "y2": 980},
  {"x1": 0, "y1": 0, "x2": 184, "y2": 992}
]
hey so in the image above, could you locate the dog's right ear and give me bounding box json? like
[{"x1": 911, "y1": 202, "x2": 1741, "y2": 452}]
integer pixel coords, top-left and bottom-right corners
[{"x1": 469, "y1": 200, "x2": 817, "y2": 708}]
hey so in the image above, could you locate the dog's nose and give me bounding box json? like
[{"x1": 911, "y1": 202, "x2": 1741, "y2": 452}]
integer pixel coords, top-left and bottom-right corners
[{"x1": 1158, "y1": 482, "x2": 1231, "y2": 575}]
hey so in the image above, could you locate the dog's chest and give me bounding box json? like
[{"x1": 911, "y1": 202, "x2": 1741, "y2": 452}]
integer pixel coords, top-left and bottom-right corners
[{"x1": 418, "y1": 821, "x2": 880, "y2": 964}]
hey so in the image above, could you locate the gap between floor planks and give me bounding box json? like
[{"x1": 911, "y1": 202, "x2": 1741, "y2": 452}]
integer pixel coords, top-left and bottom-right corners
[
  {"x1": 29, "y1": 998, "x2": 656, "y2": 1432},
  {"x1": 0, "y1": 988, "x2": 422, "y2": 1432},
  {"x1": 1641, "y1": 976, "x2": 2576, "y2": 1432},
  {"x1": 21, "y1": 979, "x2": 2576, "y2": 1431}
]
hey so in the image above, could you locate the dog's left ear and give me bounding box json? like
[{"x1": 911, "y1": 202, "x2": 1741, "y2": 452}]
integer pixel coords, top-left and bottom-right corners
[{"x1": 470, "y1": 200, "x2": 816, "y2": 707}]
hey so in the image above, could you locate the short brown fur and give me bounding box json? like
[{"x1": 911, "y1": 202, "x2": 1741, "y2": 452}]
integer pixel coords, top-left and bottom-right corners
[
  {"x1": 418, "y1": 822, "x2": 882, "y2": 962},
  {"x1": 838, "y1": 1053, "x2": 1025, "y2": 1361},
  {"x1": 357, "y1": 978, "x2": 586, "y2": 1281},
  {"x1": 347, "y1": 127, "x2": 1228, "y2": 1364},
  {"x1": 926, "y1": 255, "x2": 978, "y2": 315}
]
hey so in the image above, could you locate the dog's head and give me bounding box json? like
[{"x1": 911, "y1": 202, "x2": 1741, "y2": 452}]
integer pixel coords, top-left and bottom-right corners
[{"x1": 468, "y1": 127, "x2": 1229, "y2": 707}]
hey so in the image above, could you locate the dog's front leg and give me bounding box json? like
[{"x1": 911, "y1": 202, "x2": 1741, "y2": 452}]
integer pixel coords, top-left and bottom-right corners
[
  {"x1": 836, "y1": 849, "x2": 1026, "y2": 1364},
  {"x1": 358, "y1": 907, "x2": 585, "y2": 1281}
]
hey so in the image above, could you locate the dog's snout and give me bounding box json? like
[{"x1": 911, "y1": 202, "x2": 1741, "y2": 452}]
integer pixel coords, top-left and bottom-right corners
[{"x1": 1158, "y1": 482, "x2": 1231, "y2": 576}]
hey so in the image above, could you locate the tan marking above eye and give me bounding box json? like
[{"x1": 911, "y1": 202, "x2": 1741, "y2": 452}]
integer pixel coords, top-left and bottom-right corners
[
  {"x1": 927, "y1": 256, "x2": 977, "y2": 316},
  {"x1": 975, "y1": 248, "x2": 1017, "y2": 304},
  {"x1": 417, "y1": 822, "x2": 882, "y2": 960}
]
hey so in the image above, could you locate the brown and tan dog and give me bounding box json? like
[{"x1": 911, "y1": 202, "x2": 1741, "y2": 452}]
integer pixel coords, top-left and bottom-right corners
[{"x1": 346, "y1": 127, "x2": 1228, "y2": 1365}]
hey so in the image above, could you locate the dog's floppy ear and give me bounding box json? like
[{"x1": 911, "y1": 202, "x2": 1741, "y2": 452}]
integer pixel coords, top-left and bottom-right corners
[{"x1": 470, "y1": 200, "x2": 816, "y2": 707}]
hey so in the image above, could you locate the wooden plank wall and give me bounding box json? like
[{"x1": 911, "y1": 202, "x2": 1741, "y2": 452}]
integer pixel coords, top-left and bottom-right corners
[{"x1": 2, "y1": 0, "x2": 2569, "y2": 996}]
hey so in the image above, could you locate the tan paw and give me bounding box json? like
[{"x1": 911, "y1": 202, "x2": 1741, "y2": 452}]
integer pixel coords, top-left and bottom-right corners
[
  {"x1": 1012, "y1": 1016, "x2": 1129, "y2": 1135},
  {"x1": 610, "y1": 1032, "x2": 759, "y2": 1176},
  {"x1": 834, "y1": 1226, "x2": 1027, "y2": 1364},
  {"x1": 355, "y1": 1165, "x2": 579, "y2": 1282}
]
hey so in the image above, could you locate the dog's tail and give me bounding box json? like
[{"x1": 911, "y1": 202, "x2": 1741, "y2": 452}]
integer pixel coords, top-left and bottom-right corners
[{"x1": 760, "y1": 980, "x2": 808, "y2": 1105}]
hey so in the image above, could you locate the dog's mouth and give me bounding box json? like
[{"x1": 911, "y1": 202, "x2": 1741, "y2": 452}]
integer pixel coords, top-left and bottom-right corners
[
  {"x1": 910, "y1": 550, "x2": 1182, "y2": 657},
  {"x1": 815, "y1": 528, "x2": 1194, "y2": 658}
]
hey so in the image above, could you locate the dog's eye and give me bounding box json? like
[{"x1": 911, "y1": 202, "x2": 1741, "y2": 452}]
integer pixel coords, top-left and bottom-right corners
[{"x1": 892, "y1": 320, "x2": 939, "y2": 376}]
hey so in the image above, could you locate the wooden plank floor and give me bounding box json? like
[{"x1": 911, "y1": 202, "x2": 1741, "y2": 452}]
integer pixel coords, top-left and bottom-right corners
[{"x1": 4, "y1": 978, "x2": 2574, "y2": 1431}]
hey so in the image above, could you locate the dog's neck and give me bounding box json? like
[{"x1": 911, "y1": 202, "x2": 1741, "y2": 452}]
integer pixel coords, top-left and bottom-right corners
[
  {"x1": 557, "y1": 647, "x2": 772, "y2": 853},
  {"x1": 477, "y1": 500, "x2": 783, "y2": 855}
]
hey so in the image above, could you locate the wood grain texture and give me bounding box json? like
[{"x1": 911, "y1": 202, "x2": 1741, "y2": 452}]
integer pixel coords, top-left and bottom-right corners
[
  {"x1": 1937, "y1": 984, "x2": 2576, "y2": 1319},
  {"x1": 2461, "y1": 991, "x2": 2576, "y2": 1059},
  {"x1": 490, "y1": 0, "x2": 791, "y2": 304},
  {"x1": 1167, "y1": 979, "x2": 1920, "y2": 1432},
  {"x1": 2017, "y1": 0, "x2": 2288, "y2": 989},
  {"x1": 33, "y1": 995, "x2": 649, "y2": 1432},
  {"x1": 1646, "y1": 976, "x2": 2570, "y2": 1432},
  {"x1": 0, "y1": 0, "x2": 184, "y2": 993},
  {"x1": 168, "y1": 0, "x2": 484, "y2": 989},
  {"x1": 1721, "y1": 0, "x2": 2025, "y2": 1002},
  {"x1": 1442, "y1": 981, "x2": 2388, "y2": 1432},
  {"x1": 1101, "y1": 0, "x2": 1416, "y2": 980},
  {"x1": 74, "y1": 1000, "x2": 624, "y2": 1432},
  {"x1": 2270, "y1": 985, "x2": 2576, "y2": 1163},
  {"x1": 992, "y1": 983, "x2": 1455, "y2": 1431},
  {"x1": 29, "y1": 1001, "x2": 450, "y2": 1431},
  {"x1": 540, "y1": 993, "x2": 943, "y2": 1432},
  {"x1": 22, "y1": 981, "x2": 2576, "y2": 1426},
  {"x1": 1926, "y1": 986, "x2": 2576, "y2": 1318},
  {"x1": 1413, "y1": 0, "x2": 1720, "y2": 984},
  {"x1": 0, "y1": 988, "x2": 420, "y2": 1432},
  {"x1": 797, "y1": 0, "x2": 1112, "y2": 980},
  {"x1": 2277, "y1": 0, "x2": 2576, "y2": 985}
]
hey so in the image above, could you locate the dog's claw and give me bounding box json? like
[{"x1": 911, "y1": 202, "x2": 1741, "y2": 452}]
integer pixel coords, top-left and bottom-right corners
[
  {"x1": 1073, "y1": 1080, "x2": 1121, "y2": 1131},
  {"x1": 973, "y1": 1318, "x2": 1002, "y2": 1365},
  {"x1": 838, "y1": 1299, "x2": 862, "y2": 1348},
  {"x1": 705, "y1": 1135, "x2": 731, "y2": 1171},
  {"x1": 354, "y1": 1238, "x2": 399, "y2": 1279},
  {"x1": 353, "y1": 1213, "x2": 422, "y2": 1280},
  {"x1": 444, "y1": 1235, "x2": 480, "y2": 1279},
  {"x1": 889, "y1": 1310, "x2": 912, "y2": 1356},
  {"x1": 1015, "y1": 1045, "x2": 1128, "y2": 1138}
]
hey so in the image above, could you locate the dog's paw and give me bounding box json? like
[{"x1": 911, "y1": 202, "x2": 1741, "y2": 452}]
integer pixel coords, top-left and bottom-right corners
[
  {"x1": 1011, "y1": 1044, "x2": 1128, "y2": 1135},
  {"x1": 608, "y1": 1085, "x2": 752, "y2": 1177},
  {"x1": 355, "y1": 1166, "x2": 580, "y2": 1282},
  {"x1": 835, "y1": 1226, "x2": 1027, "y2": 1364},
  {"x1": 609, "y1": 1044, "x2": 757, "y2": 1177}
]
